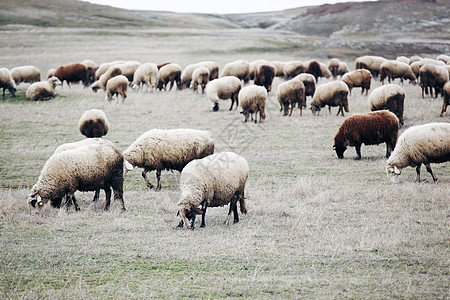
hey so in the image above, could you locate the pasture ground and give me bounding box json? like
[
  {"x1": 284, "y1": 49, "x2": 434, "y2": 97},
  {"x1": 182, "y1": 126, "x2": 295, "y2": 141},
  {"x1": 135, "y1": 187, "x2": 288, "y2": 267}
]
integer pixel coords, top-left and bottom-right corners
[{"x1": 0, "y1": 27, "x2": 448, "y2": 298}]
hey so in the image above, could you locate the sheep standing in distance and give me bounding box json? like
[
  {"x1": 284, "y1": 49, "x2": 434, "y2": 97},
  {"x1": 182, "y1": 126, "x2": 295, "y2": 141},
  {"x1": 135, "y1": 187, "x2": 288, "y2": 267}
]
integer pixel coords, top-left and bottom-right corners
[
  {"x1": 205, "y1": 76, "x2": 242, "y2": 111},
  {"x1": 132, "y1": 63, "x2": 158, "y2": 92},
  {"x1": 333, "y1": 110, "x2": 399, "y2": 160},
  {"x1": 116, "y1": 61, "x2": 141, "y2": 82},
  {"x1": 54, "y1": 63, "x2": 92, "y2": 87},
  {"x1": 441, "y1": 81, "x2": 450, "y2": 117},
  {"x1": 123, "y1": 129, "x2": 214, "y2": 191},
  {"x1": 95, "y1": 61, "x2": 124, "y2": 80},
  {"x1": 80, "y1": 59, "x2": 97, "y2": 84},
  {"x1": 177, "y1": 151, "x2": 248, "y2": 230},
  {"x1": 181, "y1": 61, "x2": 219, "y2": 89},
  {"x1": 157, "y1": 63, "x2": 182, "y2": 91},
  {"x1": 436, "y1": 54, "x2": 450, "y2": 64},
  {"x1": 239, "y1": 85, "x2": 267, "y2": 123},
  {"x1": 327, "y1": 58, "x2": 340, "y2": 78},
  {"x1": 342, "y1": 69, "x2": 372, "y2": 96},
  {"x1": 10, "y1": 66, "x2": 40, "y2": 85},
  {"x1": 221, "y1": 60, "x2": 250, "y2": 83},
  {"x1": 310, "y1": 81, "x2": 349, "y2": 116},
  {"x1": 337, "y1": 62, "x2": 349, "y2": 77},
  {"x1": 355, "y1": 55, "x2": 387, "y2": 78},
  {"x1": 294, "y1": 73, "x2": 315, "y2": 100},
  {"x1": 283, "y1": 61, "x2": 305, "y2": 79},
  {"x1": 410, "y1": 55, "x2": 423, "y2": 64},
  {"x1": 396, "y1": 56, "x2": 411, "y2": 65},
  {"x1": 305, "y1": 60, "x2": 323, "y2": 83},
  {"x1": 386, "y1": 122, "x2": 450, "y2": 183},
  {"x1": 419, "y1": 64, "x2": 449, "y2": 98},
  {"x1": 191, "y1": 67, "x2": 210, "y2": 94},
  {"x1": 379, "y1": 60, "x2": 417, "y2": 85},
  {"x1": 249, "y1": 59, "x2": 269, "y2": 81},
  {"x1": 201, "y1": 61, "x2": 219, "y2": 81},
  {"x1": 254, "y1": 63, "x2": 276, "y2": 92},
  {"x1": 271, "y1": 61, "x2": 286, "y2": 77},
  {"x1": 78, "y1": 109, "x2": 109, "y2": 138},
  {"x1": 277, "y1": 78, "x2": 305, "y2": 117},
  {"x1": 26, "y1": 76, "x2": 61, "y2": 101},
  {"x1": 28, "y1": 142, "x2": 126, "y2": 211},
  {"x1": 369, "y1": 84, "x2": 405, "y2": 126},
  {"x1": 91, "y1": 66, "x2": 122, "y2": 93},
  {"x1": 105, "y1": 75, "x2": 128, "y2": 102},
  {"x1": 0, "y1": 67, "x2": 17, "y2": 99},
  {"x1": 319, "y1": 63, "x2": 332, "y2": 79}
]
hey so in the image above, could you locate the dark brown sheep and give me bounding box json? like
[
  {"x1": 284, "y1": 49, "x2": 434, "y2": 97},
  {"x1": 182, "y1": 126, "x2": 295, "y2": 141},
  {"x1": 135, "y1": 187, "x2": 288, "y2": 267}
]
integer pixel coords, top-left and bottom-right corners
[
  {"x1": 333, "y1": 110, "x2": 399, "y2": 160},
  {"x1": 54, "y1": 63, "x2": 91, "y2": 87},
  {"x1": 305, "y1": 60, "x2": 323, "y2": 83},
  {"x1": 254, "y1": 64, "x2": 276, "y2": 92}
]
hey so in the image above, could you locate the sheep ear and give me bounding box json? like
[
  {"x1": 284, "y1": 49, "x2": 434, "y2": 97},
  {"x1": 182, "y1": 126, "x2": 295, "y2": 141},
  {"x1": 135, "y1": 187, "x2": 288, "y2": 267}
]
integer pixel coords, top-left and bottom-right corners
[
  {"x1": 192, "y1": 207, "x2": 203, "y2": 215},
  {"x1": 393, "y1": 166, "x2": 401, "y2": 175}
]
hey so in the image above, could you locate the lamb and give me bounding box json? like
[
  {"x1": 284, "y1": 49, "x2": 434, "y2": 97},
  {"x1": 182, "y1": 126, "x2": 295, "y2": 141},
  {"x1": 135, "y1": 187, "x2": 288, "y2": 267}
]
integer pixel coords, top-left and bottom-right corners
[
  {"x1": 10, "y1": 66, "x2": 40, "y2": 85},
  {"x1": 177, "y1": 151, "x2": 248, "y2": 230},
  {"x1": 190, "y1": 66, "x2": 210, "y2": 94},
  {"x1": 239, "y1": 85, "x2": 267, "y2": 123},
  {"x1": 310, "y1": 81, "x2": 349, "y2": 116},
  {"x1": 123, "y1": 128, "x2": 214, "y2": 190},
  {"x1": 221, "y1": 60, "x2": 250, "y2": 83},
  {"x1": 327, "y1": 58, "x2": 340, "y2": 78},
  {"x1": 91, "y1": 66, "x2": 122, "y2": 92},
  {"x1": 253, "y1": 63, "x2": 276, "y2": 92},
  {"x1": 26, "y1": 76, "x2": 61, "y2": 101},
  {"x1": 294, "y1": 73, "x2": 315, "y2": 99},
  {"x1": 305, "y1": 60, "x2": 323, "y2": 83},
  {"x1": 277, "y1": 78, "x2": 305, "y2": 117},
  {"x1": 157, "y1": 63, "x2": 182, "y2": 91},
  {"x1": 54, "y1": 63, "x2": 92, "y2": 87},
  {"x1": 283, "y1": 61, "x2": 305, "y2": 79},
  {"x1": 441, "y1": 81, "x2": 450, "y2": 117},
  {"x1": 131, "y1": 63, "x2": 158, "y2": 92},
  {"x1": 386, "y1": 122, "x2": 450, "y2": 183},
  {"x1": 28, "y1": 142, "x2": 126, "y2": 211},
  {"x1": 342, "y1": 69, "x2": 372, "y2": 95},
  {"x1": 419, "y1": 63, "x2": 449, "y2": 98},
  {"x1": 105, "y1": 75, "x2": 128, "y2": 102},
  {"x1": 379, "y1": 60, "x2": 417, "y2": 85},
  {"x1": 205, "y1": 76, "x2": 242, "y2": 111},
  {"x1": 355, "y1": 55, "x2": 387, "y2": 78},
  {"x1": 78, "y1": 109, "x2": 109, "y2": 138},
  {"x1": 0, "y1": 67, "x2": 17, "y2": 99},
  {"x1": 333, "y1": 110, "x2": 399, "y2": 160},
  {"x1": 369, "y1": 84, "x2": 405, "y2": 126}
]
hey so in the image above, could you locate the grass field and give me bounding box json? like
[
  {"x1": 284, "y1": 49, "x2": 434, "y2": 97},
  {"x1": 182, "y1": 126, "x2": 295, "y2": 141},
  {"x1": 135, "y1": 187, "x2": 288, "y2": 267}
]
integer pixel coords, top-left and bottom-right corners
[{"x1": 0, "y1": 27, "x2": 449, "y2": 298}]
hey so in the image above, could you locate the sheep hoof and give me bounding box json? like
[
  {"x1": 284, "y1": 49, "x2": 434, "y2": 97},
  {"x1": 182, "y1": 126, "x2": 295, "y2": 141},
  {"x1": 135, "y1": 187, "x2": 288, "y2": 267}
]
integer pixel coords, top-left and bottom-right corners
[{"x1": 354, "y1": 157, "x2": 361, "y2": 161}]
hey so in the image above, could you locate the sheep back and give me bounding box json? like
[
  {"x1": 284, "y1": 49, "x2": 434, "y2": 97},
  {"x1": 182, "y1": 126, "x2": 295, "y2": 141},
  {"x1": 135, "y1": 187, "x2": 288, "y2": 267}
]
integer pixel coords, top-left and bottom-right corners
[
  {"x1": 132, "y1": 63, "x2": 158, "y2": 91},
  {"x1": 254, "y1": 63, "x2": 276, "y2": 92},
  {"x1": 369, "y1": 84, "x2": 405, "y2": 126},
  {"x1": 191, "y1": 66, "x2": 210, "y2": 94},
  {"x1": 105, "y1": 75, "x2": 128, "y2": 102},
  {"x1": 54, "y1": 63, "x2": 90, "y2": 87},
  {"x1": 342, "y1": 69, "x2": 372, "y2": 95},
  {"x1": 277, "y1": 79, "x2": 305, "y2": 116},
  {"x1": 78, "y1": 109, "x2": 110, "y2": 138},
  {"x1": 239, "y1": 85, "x2": 267, "y2": 123},
  {"x1": 294, "y1": 73, "x2": 316, "y2": 97},
  {"x1": 221, "y1": 60, "x2": 250, "y2": 83},
  {"x1": 10, "y1": 66, "x2": 41, "y2": 84},
  {"x1": 283, "y1": 61, "x2": 305, "y2": 79},
  {"x1": 157, "y1": 63, "x2": 182, "y2": 91},
  {"x1": 310, "y1": 81, "x2": 349, "y2": 116},
  {"x1": 26, "y1": 77, "x2": 61, "y2": 101},
  {"x1": 0, "y1": 67, "x2": 17, "y2": 98}
]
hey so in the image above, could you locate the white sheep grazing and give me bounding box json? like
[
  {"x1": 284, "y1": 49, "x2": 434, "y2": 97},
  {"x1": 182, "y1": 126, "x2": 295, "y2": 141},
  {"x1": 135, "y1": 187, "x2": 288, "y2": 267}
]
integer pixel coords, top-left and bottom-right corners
[
  {"x1": 310, "y1": 81, "x2": 350, "y2": 116},
  {"x1": 132, "y1": 63, "x2": 158, "y2": 92},
  {"x1": 10, "y1": 65, "x2": 41, "y2": 85},
  {"x1": 26, "y1": 76, "x2": 61, "y2": 101},
  {"x1": 419, "y1": 63, "x2": 449, "y2": 98},
  {"x1": 342, "y1": 69, "x2": 372, "y2": 95},
  {"x1": 380, "y1": 60, "x2": 417, "y2": 85},
  {"x1": 78, "y1": 109, "x2": 110, "y2": 138},
  {"x1": 239, "y1": 85, "x2": 267, "y2": 123},
  {"x1": 95, "y1": 60, "x2": 124, "y2": 81},
  {"x1": 92, "y1": 66, "x2": 122, "y2": 93},
  {"x1": 205, "y1": 76, "x2": 242, "y2": 111},
  {"x1": 105, "y1": 75, "x2": 128, "y2": 102},
  {"x1": 277, "y1": 78, "x2": 305, "y2": 117},
  {"x1": 28, "y1": 141, "x2": 126, "y2": 211},
  {"x1": 386, "y1": 122, "x2": 450, "y2": 183},
  {"x1": 157, "y1": 63, "x2": 182, "y2": 91},
  {"x1": 0, "y1": 67, "x2": 17, "y2": 99},
  {"x1": 221, "y1": 60, "x2": 250, "y2": 83},
  {"x1": 201, "y1": 61, "x2": 219, "y2": 80},
  {"x1": 355, "y1": 55, "x2": 387, "y2": 78},
  {"x1": 368, "y1": 84, "x2": 405, "y2": 126},
  {"x1": 177, "y1": 151, "x2": 249, "y2": 230},
  {"x1": 294, "y1": 73, "x2": 316, "y2": 99},
  {"x1": 123, "y1": 128, "x2": 214, "y2": 190},
  {"x1": 283, "y1": 60, "x2": 305, "y2": 79},
  {"x1": 190, "y1": 66, "x2": 210, "y2": 94}
]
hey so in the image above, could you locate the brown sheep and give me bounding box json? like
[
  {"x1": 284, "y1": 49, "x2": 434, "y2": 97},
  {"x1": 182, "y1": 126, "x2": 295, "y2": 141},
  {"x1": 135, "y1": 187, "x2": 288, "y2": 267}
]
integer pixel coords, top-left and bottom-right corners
[
  {"x1": 441, "y1": 81, "x2": 450, "y2": 117},
  {"x1": 342, "y1": 69, "x2": 372, "y2": 96},
  {"x1": 54, "y1": 63, "x2": 91, "y2": 87},
  {"x1": 254, "y1": 63, "x2": 276, "y2": 92},
  {"x1": 333, "y1": 110, "x2": 399, "y2": 160},
  {"x1": 305, "y1": 60, "x2": 323, "y2": 83}
]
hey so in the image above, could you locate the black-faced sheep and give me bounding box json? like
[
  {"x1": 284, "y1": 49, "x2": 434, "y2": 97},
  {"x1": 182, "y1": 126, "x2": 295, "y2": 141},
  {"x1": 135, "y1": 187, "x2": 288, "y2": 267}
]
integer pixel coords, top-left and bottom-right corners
[
  {"x1": 283, "y1": 61, "x2": 305, "y2": 79},
  {"x1": 0, "y1": 67, "x2": 17, "y2": 99},
  {"x1": 28, "y1": 142, "x2": 126, "y2": 211},
  {"x1": 205, "y1": 76, "x2": 242, "y2": 111},
  {"x1": 123, "y1": 128, "x2": 214, "y2": 191},
  {"x1": 221, "y1": 60, "x2": 250, "y2": 83},
  {"x1": 239, "y1": 85, "x2": 267, "y2": 123},
  {"x1": 54, "y1": 63, "x2": 92, "y2": 87},
  {"x1": 342, "y1": 69, "x2": 372, "y2": 96},
  {"x1": 26, "y1": 76, "x2": 61, "y2": 101},
  {"x1": 157, "y1": 63, "x2": 182, "y2": 91},
  {"x1": 355, "y1": 55, "x2": 387, "y2": 78},
  {"x1": 190, "y1": 66, "x2": 210, "y2": 94},
  {"x1": 386, "y1": 122, "x2": 450, "y2": 183},
  {"x1": 254, "y1": 63, "x2": 276, "y2": 92},
  {"x1": 380, "y1": 60, "x2": 417, "y2": 85},
  {"x1": 105, "y1": 75, "x2": 128, "y2": 102},
  {"x1": 310, "y1": 81, "x2": 349, "y2": 116},
  {"x1": 294, "y1": 73, "x2": 316, "y2": 99},
  {"x1": 419, "y1": 64, "x2": 449, "y2": 98},
  {"x1": 369, "y1": 84, "x2": 405, "y2": 126},
  {"x1": 78, "y1": 109, "x2": 109, "y2": 138},
  {"x1": 10, "y1": 66, "x2": 40, "y2": 85},
  {"x1": 441, "y1": 81, "x2": 450, "y2": 117},
  {"x1": 177, "y1": 151, "x2": 248, "y2": 230},
  {"x1": 92, "y1": 66, "x2": 122, "y2": 93},
  {"x1": 333, "y1": 110, "x2": 399, "y2": 160},
  {"x1": 132, "y1": 63, "x2": 158, "y2": 92},
  {"x1": 277, "y1": 78, "x2": 305, "y2": 117}
]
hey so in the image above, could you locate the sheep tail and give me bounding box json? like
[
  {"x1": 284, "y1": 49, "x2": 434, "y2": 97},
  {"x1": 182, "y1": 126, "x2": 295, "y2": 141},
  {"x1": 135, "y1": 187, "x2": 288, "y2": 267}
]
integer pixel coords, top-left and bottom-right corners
[{"x1": 239, "y1": 193, "x2": 247, "y2": 215}]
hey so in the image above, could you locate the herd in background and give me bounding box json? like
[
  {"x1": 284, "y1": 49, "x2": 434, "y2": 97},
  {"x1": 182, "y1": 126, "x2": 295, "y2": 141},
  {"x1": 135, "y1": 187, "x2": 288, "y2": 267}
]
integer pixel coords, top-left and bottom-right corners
[{"x1": 1, "y1": 53, "x2": 449, "y2": 229}]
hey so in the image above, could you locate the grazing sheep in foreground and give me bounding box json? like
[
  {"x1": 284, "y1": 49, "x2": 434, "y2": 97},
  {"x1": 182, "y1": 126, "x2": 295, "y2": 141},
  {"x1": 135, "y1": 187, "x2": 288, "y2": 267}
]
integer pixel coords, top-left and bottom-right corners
[
  {"x1": 91, "y1": 66, "x2": 122, "y2": 93},
  {"x1": 132, "y1": 63, "x2": 158, "y2": 92},
  {"x1": 369, "y1": 84, "x2": 405, "y2": 126},
  {"x1": 157, "y1": 63, "x2": 182, "y2": 91},
  {"x1": 123, "y1": 128, "x2": 214, "y2": 190},
  {"x1": 254, "y1": 63, "x2": 276, "y2": 92},
  {"x1": 105, "y1": 75, "x2": 128, "y2": 102},
  {"x1": 441, "y1": 81, "x2": 450, "y2": 117},
  {"x1": 380, "y1": 60, "x2": 417, "y2": 85},
  {"x1": 10, "y1": 66, "x2": 40, "y2": 85},
  {"x1": 327, "y1": 58, "x2": 340, "y2": 78},
  {"x1": 277, "y1": 78, "x2": 305, "y2": 116},
  {"x1": 294, "y1": 73, "x2": 315, "y2": 99},
  {"x1": 78, "y1": 109, "x2": 109, "y2": 138},
  {"x1": 355, "y1": 55, "x2": 387, "y2": 78},
  {"x1": 205, "y1": 76, "x2": 242, "y2": 111},
  {"x1": 0, "y1": 67, "x2": 17, "y2": 99},
  {"x1": 283, "y1": 61, "x2": 305, "y2": 79},
  {"x1": 54, "y1": 63, "x2": 92, "y2": 87},
  {"x1": 190, "y1": 66, "x2": 210, "y2": 94},
  {"x1": 26, "y1": 76, "x2": 61, "y2": 101},
  {"x1": 239, "y1": 85, "x2": 267, "y2": 123},
  {"x1": 342, "y1": 69, "x2": 372, "y2": 96},
  {"x1": 28, "y1": 142, "x2": 126, "y2": 211},
  {"x1": 419, "y1": 64, "x2": 449, "y2": 98},
  {"x1": 334, "y1": 110, "x2": 399, "y2": 160},
  {"x1": 221, "y1": 60, "x2": 250, "y2": 83},
  {"x1": 177, "y1": 151, "x2": 248, "y2": 230},
  {"x1": 386, "y1": 122, "x2": 450, "y2": 183},
  {"x1": 310, "y1": 81, "x2": 349, "y2": 116}
]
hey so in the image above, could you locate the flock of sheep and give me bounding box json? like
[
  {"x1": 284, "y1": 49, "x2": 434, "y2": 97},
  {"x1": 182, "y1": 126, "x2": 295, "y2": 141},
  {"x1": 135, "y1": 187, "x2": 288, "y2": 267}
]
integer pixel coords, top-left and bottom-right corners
[{"x1": 1, "y1": 53, "x2": 449, "y2": 229}]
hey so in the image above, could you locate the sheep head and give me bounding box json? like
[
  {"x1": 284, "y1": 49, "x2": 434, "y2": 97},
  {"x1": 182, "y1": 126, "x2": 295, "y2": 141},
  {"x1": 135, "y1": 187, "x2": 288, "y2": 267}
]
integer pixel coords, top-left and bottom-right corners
[
  {"x1": 386, "y1": 165, "x2": 401, "y2": 183},
  {"x1": 27, "y1": 192, "x2": 46, "y2": 209},
  {"x1": 310, "y1": 104, "x2": 321, "y2": 116},
  {"x1": 177, "y1": 206, "x2": 203, "y2": 230},
  {"x1": 333, "y1": 144, "x2": 347, "y2": 159}
]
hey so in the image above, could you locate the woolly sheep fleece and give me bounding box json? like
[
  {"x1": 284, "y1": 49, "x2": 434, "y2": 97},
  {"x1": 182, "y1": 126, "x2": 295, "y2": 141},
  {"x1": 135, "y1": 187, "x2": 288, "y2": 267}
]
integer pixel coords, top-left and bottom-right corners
[
  {"x1": 106, "y1": 75, "x2": 128, "y2": 102},
  {"x1": 342, "y1": 69, "x2": 372, "y2": 95},
  {"x1": 294, "y1": 73, "x2": 316, "y2": 98},
  {"x1": 131, "y1": 63, "x2": 158, "y2": 91},
  {"x1": 205, "y1": 76, "x2": 242, "y2": 111},
  {"x1": 177, "y1": 151, "x2": 249, "y2": 229},
  {"x1": 191, "y1": 66, "x2": 210, "y2": 94},
  {"x1": 441, "y1": 81, "x2": 450, "y2": 117},
  {"x1": 380, "y1": 60, "x2": 416, "y2": 84},
  {"x1": 78, "y1": 109, "x2": 110, "y2": 138},
  {"x1": 310, "y1": 80, "x2": 349, "y2": 116},
  {"x1": 369, "y1": 84, "x2": 405, "y2": 126},
  {"x1": 221, "y1": 60, "x2": 250, "y2": 83},
  {"x1": 157, "y1": 63, "x2": 182, "y2": 91},
  {"x1": 26, "y1": 76, "x2": 61, "y2": 101},
  {"x1": 239, "y1": 85, "x2": 267, "y2": 123},
  {"x1": 10, "y1": 65, "x2": 41, "y2": 84},
  {"x1": 0, "y1": 67, "x2": 17, "y2": 98},
  {"x1": 277, "y1": 78, "x2": 306, "y2": 117},
  {"x1": 92, "y1": 66, "x2": 122, "y2": 92}
]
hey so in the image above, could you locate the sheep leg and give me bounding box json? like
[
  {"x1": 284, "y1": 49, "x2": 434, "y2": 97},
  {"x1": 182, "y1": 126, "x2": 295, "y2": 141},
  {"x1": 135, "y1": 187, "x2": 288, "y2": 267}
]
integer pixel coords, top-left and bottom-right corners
[
  {"x1": 229, "y1": 99, "x2": 235, "y2": 110},
  {"x1": 68, "y1": 193, "x2": 80, "y2": 211},
  {"x1": 142, "y1": 170, "x2": 154, "y2": 189},
  {"x1": 104, "y1": 187, "x2": 111, "y2": 211},
  {"x1": 224, "y1": 200, "x2": 234, "y2": 225},
  {"x1": 200, "y1": 201, "x2": 208, "y2": 228},
  {"x1": 2, "y1": 88, "x2": 5, "y2": 99},
  {"x1": 155, "y1": 169, "x2": 162, "y2": 191},
  {"x1": 232, "y1": 196, "x2": 240, "y2": 224},
  {"x1": 92, "y1": 189, "x2": 100, "y2": 202},
  {"x1": 424, "y1": 163, "x2": 438, "y2": 182},
  {"x1": 415, "y1": 164, "x2": 422, "y2": 182},
  {"x1": 354, "y1": 144, "x2": 362, "y2": 160}
]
